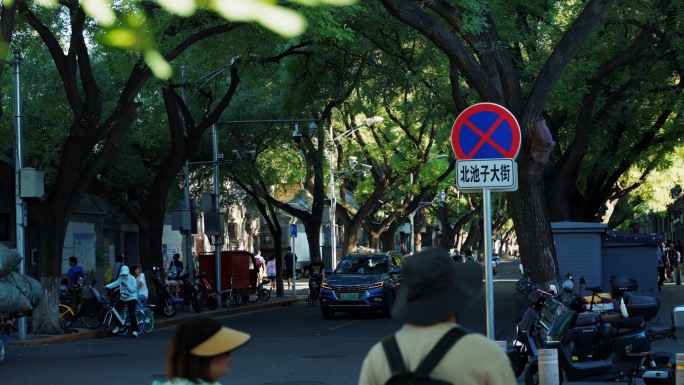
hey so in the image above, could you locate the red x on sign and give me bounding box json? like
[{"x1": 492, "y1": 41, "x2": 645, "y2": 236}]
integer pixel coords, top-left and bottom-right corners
[{"x1": 451, "y1": 103, "x2": 521, "y2": 160}]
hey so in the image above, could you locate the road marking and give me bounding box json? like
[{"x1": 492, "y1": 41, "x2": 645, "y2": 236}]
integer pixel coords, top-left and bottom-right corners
[{"x1": 326, "y1": 320, "x2": 359, "y2": 331}]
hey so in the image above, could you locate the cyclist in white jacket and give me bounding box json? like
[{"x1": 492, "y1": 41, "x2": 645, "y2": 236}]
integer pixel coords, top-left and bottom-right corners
[{"x1": 105, "y1": 265, "x2": 141, "y2": 337}]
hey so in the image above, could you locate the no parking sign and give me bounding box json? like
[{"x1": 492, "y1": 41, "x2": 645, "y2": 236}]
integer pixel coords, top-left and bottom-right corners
[{"x1": 451, "y1": 103, "x2": 520, "y2": 191}]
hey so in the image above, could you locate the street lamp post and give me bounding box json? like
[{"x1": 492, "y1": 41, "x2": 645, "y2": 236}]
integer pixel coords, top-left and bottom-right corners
[
  {"x1": 409, "y1": 154, "x2": 449, "y2": 254},
  {"x1": 409, "y1": 191, "x2": 447, "y2": 254},
  {"x1": 328, "y1": 116, "x2": 383, "y2": 268}
]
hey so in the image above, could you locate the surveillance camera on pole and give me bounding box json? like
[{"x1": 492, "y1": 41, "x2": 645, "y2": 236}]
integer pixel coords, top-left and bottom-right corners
[
  {"x1": 348, "y1": 156, "x2": 358, "y2": 169},
  {"x1": 293, "y1": 124, "x2": 302, "y2": 143}
]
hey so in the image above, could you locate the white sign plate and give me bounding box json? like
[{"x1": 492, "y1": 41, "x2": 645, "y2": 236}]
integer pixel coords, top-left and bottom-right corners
[{"x1": 456, "y1": 159, "x2": 518, "y2": 191}]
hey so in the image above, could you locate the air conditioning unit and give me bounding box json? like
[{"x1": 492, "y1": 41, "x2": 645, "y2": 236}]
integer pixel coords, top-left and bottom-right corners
[{"x1": 21, "y1": 168, "x2": 44, "y2": 198}]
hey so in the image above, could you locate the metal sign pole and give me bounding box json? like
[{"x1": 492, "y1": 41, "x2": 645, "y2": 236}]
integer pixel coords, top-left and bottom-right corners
[
  {"x1": 212, "y1": 124, "x2": 221, "y2": 293},
  {"x1": 483, "y1": 188, "x2": 495, "y2": 339},
  {"x1": 291, "y1": 231, "x2": 296, "y2": 296},
  {"x1": 12, "y1": 51, "x2": 27, "y2": 341}
]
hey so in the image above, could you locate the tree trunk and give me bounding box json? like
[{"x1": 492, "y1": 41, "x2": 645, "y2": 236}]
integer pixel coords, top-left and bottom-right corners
[
  {"x1": 509, "y1": 156, "x2": 559, "y2": 289},
  {"x1": 29, "y1": 205, "x2": 70, "y2": 333},
  {"x1": 30, "y1": 278, "x2": 61, "y2": 334}
]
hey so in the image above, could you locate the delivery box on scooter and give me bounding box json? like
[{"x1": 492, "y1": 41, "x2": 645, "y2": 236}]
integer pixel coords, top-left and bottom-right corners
[
  {"x1": 672, "y1": 305, "x2": 684, "y2": 329},
  {"x1": 623, "y1": 292, "x2": 659, "y2": 321},
  {"x1": 610, "y1": 275, "x2": 638, "y2": 298}
]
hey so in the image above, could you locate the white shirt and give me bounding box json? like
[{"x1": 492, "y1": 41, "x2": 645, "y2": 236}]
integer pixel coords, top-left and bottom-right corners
[{"x1": 136, "y1": 273, "x2": 148, "y2": 298}]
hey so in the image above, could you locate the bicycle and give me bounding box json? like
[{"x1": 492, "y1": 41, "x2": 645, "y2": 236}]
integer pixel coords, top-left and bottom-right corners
[
  {"x1": 81, "y1": 282, "x2": 108, "y2": 328},
  {"x1": 99, "y1": 293, "x2": 154, "y2": 338},
  {"x1": 247, "y1": 281, "x2": 271, "y2": 303},
  {"x1": 0, "y1": 314, "x2": 12, "y2": 362},
  {"x1": 217, "y1": 277, "x2": 244, "y2": 308},
  {"x1": 307, "y1": 274, "x2": 322, "y2": 306},
  {"x1": 58, "y1": 303, "x2": 76, "y2": 330}
]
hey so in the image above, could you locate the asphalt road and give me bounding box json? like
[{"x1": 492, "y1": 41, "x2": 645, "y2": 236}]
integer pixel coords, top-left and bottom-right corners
[{"x1": 1, "y1": 261, "x2": 522, "y2": 385}]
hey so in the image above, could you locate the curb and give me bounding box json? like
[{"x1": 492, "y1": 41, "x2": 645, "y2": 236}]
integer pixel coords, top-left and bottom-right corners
[{"x1": 11, "y1": 296, "x2": 308, "y2": 346}]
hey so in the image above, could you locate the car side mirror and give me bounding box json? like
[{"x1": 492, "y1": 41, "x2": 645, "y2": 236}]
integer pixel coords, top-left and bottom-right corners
[
  {"x1": 325, "y1": 268, "x2": 333, "y2": 275},
  {"x1": 391, "y1": 267, "x2": 401, "y2": 274}
]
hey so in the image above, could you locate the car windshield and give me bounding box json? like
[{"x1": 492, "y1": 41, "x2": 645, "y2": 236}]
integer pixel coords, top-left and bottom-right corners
[{"x1": 334, "y1": 257, "x2": 389, "y2": 275}]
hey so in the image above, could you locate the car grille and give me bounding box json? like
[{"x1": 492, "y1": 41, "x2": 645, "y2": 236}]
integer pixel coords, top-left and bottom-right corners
[{"x1": 328, "y1": 284, "x2": 369, "y2": 294}]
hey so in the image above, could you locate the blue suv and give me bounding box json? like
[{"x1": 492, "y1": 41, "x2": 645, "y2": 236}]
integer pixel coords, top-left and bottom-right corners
[{"x1": 319, "y1": 252, "x2": 403, "y2": 319}]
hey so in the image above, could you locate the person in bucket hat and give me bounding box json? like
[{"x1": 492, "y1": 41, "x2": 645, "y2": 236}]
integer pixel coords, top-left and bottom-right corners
[
  {"x1": 153, "y1": 317, "x2": 251, "y2": 385},
  {"x1": 358, "y1": 248, "x2": 517, "y2": 385}
]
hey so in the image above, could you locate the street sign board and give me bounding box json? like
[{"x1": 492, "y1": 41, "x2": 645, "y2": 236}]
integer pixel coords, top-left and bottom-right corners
[
  {"x1": 456, "y1": 159, "x2": 518, "y2": 191},
  {"x1": 290, "y1": 224, "x2": 297, "y2": 238},
  {"x1": 451, "y1": 103, "x2": 521, "y2": 160}
]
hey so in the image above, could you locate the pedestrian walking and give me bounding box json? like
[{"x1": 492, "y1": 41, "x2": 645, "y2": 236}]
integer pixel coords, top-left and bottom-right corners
[
  {"x1": 657, "y1": 244, "x2": 666, "y2": 291},
  {"x1": 283, "y1": 247, "x2": 297, "y2": 290},
  {"x1": 266, "y1": 256, "x2": 277, "y2": 291}
]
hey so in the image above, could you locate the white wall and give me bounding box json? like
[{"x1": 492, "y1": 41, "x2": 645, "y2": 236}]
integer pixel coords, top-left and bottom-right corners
[
  {"x1": 62, "y1": 222, "x2": 96, "y2": 274},
  {"x1": 162, "y1": 224, "x2": 183, "y2": 266}
]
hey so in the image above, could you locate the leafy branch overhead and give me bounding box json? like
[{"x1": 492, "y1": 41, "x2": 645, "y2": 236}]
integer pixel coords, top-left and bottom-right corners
[{"x1": 17, "y1": 0, "x2": 357, "y2": 78}]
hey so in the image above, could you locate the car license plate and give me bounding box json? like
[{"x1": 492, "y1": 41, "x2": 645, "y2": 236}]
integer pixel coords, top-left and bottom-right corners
[{"x1": 340, "y1": 293, "x2": 360, "y2": 300}]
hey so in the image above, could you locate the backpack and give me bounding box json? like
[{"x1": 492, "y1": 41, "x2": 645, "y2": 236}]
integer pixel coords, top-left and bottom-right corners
[
  {"x1": 381, "y1": 328, "x2": 467, "y2": 385},
  {"x1": 73, "y1": 268, "x2": 85, "y2": 287}
]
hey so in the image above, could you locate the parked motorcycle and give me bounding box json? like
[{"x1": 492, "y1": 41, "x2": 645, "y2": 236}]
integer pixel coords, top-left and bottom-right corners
[
  {"x1": 151, "y1": 267, "x2": 176, "y2": 317},
  {"x1": 172, "y1": 271, "x2": 203, "y2": 313},
  {"x1": 194, "y1": 271, "x2": 219, "y2": 310},
  {"x1": 171, "y1": 270, "x2": 220, "y2": 312},
  {"x1": 523, "y1": 297, "x2": 675, "y2": 385},
  {"x1": 579, "y1": 277, "x2": 677, "y2": 343},
  {"x1": 503, "y1": 268, "x2": 556, "y2": 378}
]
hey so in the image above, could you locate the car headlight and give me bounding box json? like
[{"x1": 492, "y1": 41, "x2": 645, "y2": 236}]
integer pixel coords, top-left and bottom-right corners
[
  {"x1": 321, "y1": 282, "x2": 332, "y2": 290},
  {"x1": 368, "y1": 281, "x2": 385, "y2": 289}
]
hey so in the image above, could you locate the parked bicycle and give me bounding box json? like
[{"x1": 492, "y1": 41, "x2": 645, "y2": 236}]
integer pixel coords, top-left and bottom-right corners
[
  {"x1": 58, "y1": 303, "x2": 76, "y2": 330},
  {"x1": 247, "y1": 281, "x2": 271, "y2": 303},
  {"x1": 0, "y1": 314, "x2": 13, "y2": 362},
  {"x1": 99, "y1": 291, "x2": 154, "y2": 338},
  {"x1": 218, "y1": 277, "x2": 244, "y2": 308},
  {"x1": 78, "y1": 280, "x2": 108, "y2": 329}
]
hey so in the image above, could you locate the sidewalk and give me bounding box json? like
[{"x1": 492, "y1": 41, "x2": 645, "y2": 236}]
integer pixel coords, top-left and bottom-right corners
[
  {"x1": 651, "y1": 279, "x2": 684, "y2": 324},
  {"x1": 8, "y1": 290, "x2": 308, "y2": 346}
]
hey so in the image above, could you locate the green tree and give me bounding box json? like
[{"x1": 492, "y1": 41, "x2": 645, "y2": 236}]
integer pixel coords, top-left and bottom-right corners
[
  {"x1": 379, "y1": 0, "x2": 616, "y2": 288},
  {"x1": 540, "y1": 0, "x2": 684, "y2": 226},
  {"x1": 1, "y1": 2, "x2": 256, "y2": 333}
]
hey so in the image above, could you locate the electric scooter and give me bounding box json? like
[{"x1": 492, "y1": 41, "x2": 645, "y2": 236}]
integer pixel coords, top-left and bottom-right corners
[
  {"x1": 151, "y1": 267, "x2": 176, "y2": 317},
  {"x1": 194, "y1": 271, "x2": 219, "y2": 310}
]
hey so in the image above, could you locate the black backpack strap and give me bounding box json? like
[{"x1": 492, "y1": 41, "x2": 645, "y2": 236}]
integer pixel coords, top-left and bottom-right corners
[
  {"x1": 381, "y1": 327, "x2": 468, "y2": 377},
  {"x1": 414, "y1": 327, "x2": 468, "y2": 376},
  {"x1": 381, "y1": 334, "x2": 407, "y2": 374}
]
